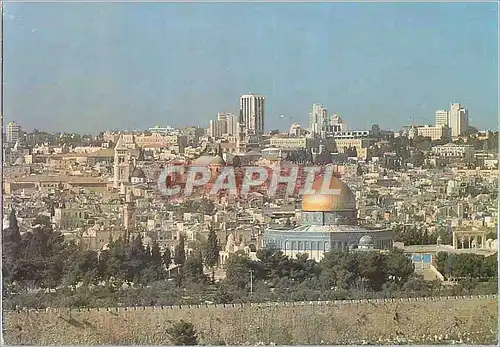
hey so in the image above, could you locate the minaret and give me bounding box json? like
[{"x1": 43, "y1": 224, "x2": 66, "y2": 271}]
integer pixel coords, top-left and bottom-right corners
[{"x1": 123, "y1": 191, "x2": 136, "y2": 241}]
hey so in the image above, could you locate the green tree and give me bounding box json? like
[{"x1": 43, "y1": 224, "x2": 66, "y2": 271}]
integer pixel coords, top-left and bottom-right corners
[
  {"x1": 151, "y1": 240, "x2": 162, "y2": 263},
  {"x1": 66, "y1": 250, "x2": 99, "y2": 285},
  {"x1": 183, "y1": 250, "x2": 206, "y2": 283},
  {"x1": 358, "y1": 252, "x2": 387, "y2": 291},
  {"x1": 204, "y1": 228, "x2": 219, "y2": 281},
  {"x1": 319, "y1": 249, "x2": 358, "y2": 290},
  {"x1": 162, "y1": 247, "x2": 172, "y2": 269},
  {"x1": 435, "y1": 252, "x2": 451, "y2": 278},
  {"x1": 481, "y1": 253, "x2": 498, "y2": 279},
  {"x1": 124, "y1": 235, "x2": 148, "y2": 284},
  {"x1": 105, "y1": 237, "x2": 124, "y2": 281},
  {"x1": 410, "y1": 150, "x2": 424, "y2": 167},
  {"x1": 11, "y1": 215, "x2": 69, "y2": 288},
  {"x1": 3, "y1": 208, "x2": 22, "y2": 284},
  {"x1": 383, "y1": 249, "x2": 414, "y2": 286},
  {"x1": 5, "y1": 208, "x2": 21, "y2": 244},
  {"x1": 174, "y1": 235, "x2": 186, "y2": 265},
  {"x1": 166, "y1": 320, "x2": 198, "y2": 345},
  {"x1": 256, "y1": 247, "x2": 291, "y2": 283},
  {"x1": 289, "y1": 253, "x2": 320, "y2": 283},
  {"x1": 224, "y1": 252, "x2": 253, "y2": 289},
  {"x1": 141, "y1": 240, "x2": 167, "y2": 284}
]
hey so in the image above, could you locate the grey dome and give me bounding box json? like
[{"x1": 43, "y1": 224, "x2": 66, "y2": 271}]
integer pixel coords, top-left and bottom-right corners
[
  {"x1": 192, "y1": 155, "x2": 225, "y2": 165},
  {"x1": 131, "y1": 167, "x2": 146, "y2": 179}
]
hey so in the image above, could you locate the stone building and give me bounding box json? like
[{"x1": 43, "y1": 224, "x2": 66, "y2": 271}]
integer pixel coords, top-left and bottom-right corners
[{"x1": 219, "y1": 233, "x2": 259, "y2": 265}]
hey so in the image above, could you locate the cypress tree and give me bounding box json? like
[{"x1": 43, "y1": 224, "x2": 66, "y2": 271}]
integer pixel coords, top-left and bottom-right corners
[
  {"x1": 6, "y1": 208, "x2": 21, "y2": 244},
  {"x1": 173, "y1": 234, "x2": 186, "y2": 265},
  {"x1": 183, "y1": 249, "x2": 205, "y2": 283},
  {"x1": 205, "y1": 228, "x2": 219, "y2": 269},
  {"x1": 151, "y1": 240, "x2": 162, "y2": 264},
  {"x1": 163, "y1": 247, "x2": 172, "y2": 268}
]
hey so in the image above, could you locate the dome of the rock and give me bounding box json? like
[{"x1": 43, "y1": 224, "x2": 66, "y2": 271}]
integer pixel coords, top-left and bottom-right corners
[{"x1": 301, "y1": 175, "x2": 356, "y2": 212}]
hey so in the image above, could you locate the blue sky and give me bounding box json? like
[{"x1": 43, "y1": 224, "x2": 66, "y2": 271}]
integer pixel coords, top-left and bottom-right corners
[{"x1": 3, "y1": 2, "x2": 498, "y2": 134}]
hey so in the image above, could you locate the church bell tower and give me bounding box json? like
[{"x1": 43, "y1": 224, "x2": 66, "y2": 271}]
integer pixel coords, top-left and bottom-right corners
[{"x1": 123, "y1": 191, "x2": 136, "y2": 241}]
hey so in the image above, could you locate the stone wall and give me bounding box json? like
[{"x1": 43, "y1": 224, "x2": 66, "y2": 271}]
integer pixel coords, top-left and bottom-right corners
[{"x1": 3, "y1": 295, "x2": 498, "y2": 345}]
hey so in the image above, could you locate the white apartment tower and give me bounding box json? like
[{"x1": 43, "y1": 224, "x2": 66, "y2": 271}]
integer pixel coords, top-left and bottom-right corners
[
  {"x1": 208, "y1": 113, "x2": 238, "y2": 138},
  {"x1": 435, "y1": 110, "x2": 450, "y2": 127},
  {"x1": 226, "y1": 114, "x2": 238, "y2": 136},
  {"x1": 308, "y1": 104, "x2": 328, "y2": 135},
  {"x1": 6, "y1": 122, "x2": 22, "y2": 144},
  {"x1": 216, "y1": 113, "x2": 229, "y2": 135},
  {"x1": 239, "y1": 94, "x2": 265, "y2": 135},
  {"x1": 449, "y1": 103, "x2": 469, "y2": 137},
  {"x1": 208, "y1": 120, "x2": 222, "y2": 138}
]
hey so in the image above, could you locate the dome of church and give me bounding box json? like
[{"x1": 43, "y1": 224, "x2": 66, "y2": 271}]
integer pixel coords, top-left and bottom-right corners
[
  {"x1": 359, "y1": 235, "x2": 374, "y2": 246},
  {"x1": 192, "y1": 155, "x2": 225, "y2": 166},
  {"x1": 130, "y1": 167, "x2": 146, "y2": 179},
  {"x1": 302, "y1": 175, "x2": 356, "y2": 212}
]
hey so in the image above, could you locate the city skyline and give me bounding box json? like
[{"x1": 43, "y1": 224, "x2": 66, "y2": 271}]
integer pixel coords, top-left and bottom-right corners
[{"x1": 3, "y1": 2, "x2": 498, "y2": 133}]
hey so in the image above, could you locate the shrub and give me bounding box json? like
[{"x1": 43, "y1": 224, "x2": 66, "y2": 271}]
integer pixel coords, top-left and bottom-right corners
[{"x1": 166, "y1": 320, "x2": 198, "y2": 345}]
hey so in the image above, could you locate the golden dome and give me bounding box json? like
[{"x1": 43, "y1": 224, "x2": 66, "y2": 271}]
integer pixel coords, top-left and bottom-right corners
[{"x1": 302, "y1": 175, "x2": 356, "y2": 212}]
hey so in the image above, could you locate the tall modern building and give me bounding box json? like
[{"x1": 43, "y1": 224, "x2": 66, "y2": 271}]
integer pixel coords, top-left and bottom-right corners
[
  {"x1": 208, "y1": 120, "x2": 222, "y2": 138},
  {"x1": 216, "y1": 113, "x2": 228, "y2": 136},
  {"x1": 308, "y1": 104, "x2": 328, "y2": 135},
  {"x1": 225, "y1": 114, "x2": 238, "y2": 136},
  {"x1": 208, "y1": 113, "x2": 238, "y2": 138},
  {"x1": 435, "y1": 110, "x2": 450, "y2": 127},
  {"x1": 239, "y1": 94, "x2": 265, "y2": 135},
  {"x1": 6, "y1": 122, "x2": 22, "y2": 144},
  {"x1": 449, "y1": 103, "x2": 469, "y2": 137}
]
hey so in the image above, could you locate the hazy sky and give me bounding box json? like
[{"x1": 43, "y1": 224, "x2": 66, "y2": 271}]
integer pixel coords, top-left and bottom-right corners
[{"x1": 3, "y1": 2, "x2": 498, "y2": 134}]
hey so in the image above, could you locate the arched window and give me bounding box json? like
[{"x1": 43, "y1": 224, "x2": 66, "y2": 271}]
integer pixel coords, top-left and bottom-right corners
[
  {"x1": 291, "y1": 241, "x2": 296, "y2": 250},
  {"x1": 298, "y1": 241, "x2": 303, "y2": 251},
  {"x1": 305, "y1": 241, "x2": 310, "y2": 251}
]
